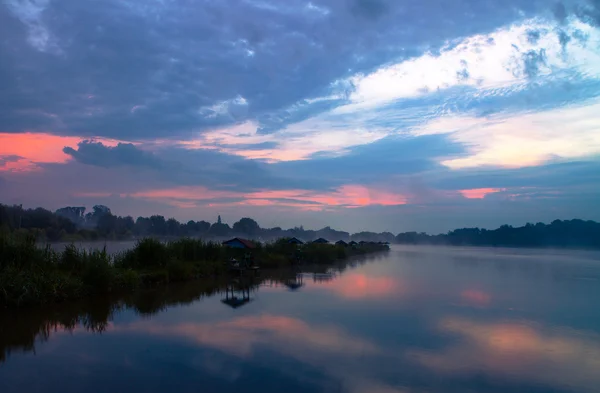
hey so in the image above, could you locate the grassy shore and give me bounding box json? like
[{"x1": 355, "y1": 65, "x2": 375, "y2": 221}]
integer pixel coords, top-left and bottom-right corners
[{"x1": 0, "y1": 233, "x2": 388, "y2": 307}]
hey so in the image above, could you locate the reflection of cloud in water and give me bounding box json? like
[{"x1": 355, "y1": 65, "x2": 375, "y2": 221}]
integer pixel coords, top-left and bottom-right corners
[
  {"x1": 315, "y1": 273, "x2": 405, "y2": 300},
  {"x1": 123, "y1": 314, "x2": 379, "y2": 357},
  {"x1": 459, "y1": 289, "x2": 491, "y2": 307},
  {"x1": 120, "y1": 315, "x2": 406, "y2": 393},
  {"x1": 410, "y1": 317, "x2": 600, "y2": 392}
]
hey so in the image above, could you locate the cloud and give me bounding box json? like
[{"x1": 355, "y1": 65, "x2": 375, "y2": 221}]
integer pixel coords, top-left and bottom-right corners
[
  {"x1": 0, "y1": 0, "x2": 575, "y2": 139},
  {"x1": 63, "y1": 141, "x2": 167, "y2": 170},
  {"x1": 350, "y1": 0, "x2": 389, "y2": 20},
  {"x1": 199, "y1": 95, "x2": 249, "y2": 120},
  {"x1": 119, "y1": 184, "x2": 407, "y2": 211},
  {"x1": 0, "y1": 154, "x2": 22, "y2": 165},
  {"x1": 433, "y1": 160, "x2": 600, "y2": 190},
  {"x1": 331, "y1": 16, "x2": 600, "y2": 110},
  {"x1": 3, "y1": 0, "x2": 57, "y2": 53},
  {"x1": 185, "y1": 119, "x2": 390, "y2": 162},
  {"x1": 413, "y1": 98, "x2": 600, "y2": 169},
  {"x1": 0, "y1": 132, "x2": 124, "y2": 171},
  {"x1": 459, "y1": 188, "x2": 506, "y2": 199},
  {"x1": 270, "y1": 134, "x2": 462, "y2": 184}
]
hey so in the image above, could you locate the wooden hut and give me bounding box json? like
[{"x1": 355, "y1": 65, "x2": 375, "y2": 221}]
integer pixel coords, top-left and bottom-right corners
[{"x1": 222, "y1": 237, "x2": 256, "y2": 249}]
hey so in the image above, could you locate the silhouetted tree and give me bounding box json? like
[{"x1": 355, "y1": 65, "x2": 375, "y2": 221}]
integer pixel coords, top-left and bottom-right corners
[{"x1": 232, "y1": 217, "x2": 261, "y2": 236}]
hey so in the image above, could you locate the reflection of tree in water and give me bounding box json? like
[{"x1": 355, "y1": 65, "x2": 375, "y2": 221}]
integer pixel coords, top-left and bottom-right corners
[
  {"x1": 0, "y1": 255, "x2": 368, "y2": 363},
  {"x1": 0, "y1": 297, "x2": 115, "y2": 363},
  {"x1": 0, "y1": 280, "x2": 227, "y2": 363}
]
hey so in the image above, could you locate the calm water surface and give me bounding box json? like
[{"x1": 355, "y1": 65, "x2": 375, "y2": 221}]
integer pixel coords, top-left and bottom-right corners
[{"x1": 2, "y1": 246, "x2": 600, "y2": 393}]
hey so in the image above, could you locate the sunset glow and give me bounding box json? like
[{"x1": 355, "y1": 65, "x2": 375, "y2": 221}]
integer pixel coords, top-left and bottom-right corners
[
  {"x1": 115, "y1": 185, "x2": 407, "y2": 210},
  {"x1": 459, "y1": 188, "x2": 506, "y2": 199},
  {"x1": 0, "y1": 133, "x2": 124, "y2": 172}
]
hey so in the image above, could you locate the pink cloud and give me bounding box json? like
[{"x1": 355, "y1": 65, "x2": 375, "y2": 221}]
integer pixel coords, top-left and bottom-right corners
[
  {"x1": 459, "y1": 188, "x2": 506, "y2": 199},
  {"x1": 0, "y1": 132, "x2": 125, "y2": 172},
  {"x1": 122, "y1": 184, "x2": 407, "y2": 210}
]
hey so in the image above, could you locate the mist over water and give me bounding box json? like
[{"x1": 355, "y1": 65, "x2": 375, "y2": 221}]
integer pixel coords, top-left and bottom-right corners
[{"x1": 2, "y1": 245, "x2": 600, "y2": 393}]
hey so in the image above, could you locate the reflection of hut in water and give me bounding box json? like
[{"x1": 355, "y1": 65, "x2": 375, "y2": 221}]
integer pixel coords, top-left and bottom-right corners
[
  {"x1": 284, "y1": 273, "x2": 304, "y2": 291},
  {"x1": 221, "y1": 280, "x2": 253, "y2": 309},
  {"x1": 312, "y1": 272, "x2": 335, "y2": 283}
]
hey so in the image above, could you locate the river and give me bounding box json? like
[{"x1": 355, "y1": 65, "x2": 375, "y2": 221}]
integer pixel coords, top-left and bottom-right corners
[{"x1": 2, "y1": 245, "x2": 600, "y2": 393}]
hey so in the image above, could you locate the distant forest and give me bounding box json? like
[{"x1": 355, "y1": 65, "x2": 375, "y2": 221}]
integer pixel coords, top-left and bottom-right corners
[{"x1": 1, "y1": 203, "x2": 599, "y2": 249}]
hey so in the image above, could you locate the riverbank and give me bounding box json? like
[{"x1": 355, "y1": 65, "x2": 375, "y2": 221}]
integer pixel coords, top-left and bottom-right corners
[{"x1": 0, "y1": 233, "x2": 388, "y2": 307}]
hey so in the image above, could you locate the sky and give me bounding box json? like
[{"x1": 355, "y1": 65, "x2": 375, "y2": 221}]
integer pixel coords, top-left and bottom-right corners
[{"x1": 1, "y1": 0, "x2": 600, "y2": 234}]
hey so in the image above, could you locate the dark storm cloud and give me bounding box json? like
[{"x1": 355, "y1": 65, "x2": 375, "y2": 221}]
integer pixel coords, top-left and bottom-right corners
[{"x1": 1, "y1": 0, "x2": 561, "y2": 139}]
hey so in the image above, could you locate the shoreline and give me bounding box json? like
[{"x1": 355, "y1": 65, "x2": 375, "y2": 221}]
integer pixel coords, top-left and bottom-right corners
[{"x1": 1, "y1": 235, "x2": 389, "y2": 308}]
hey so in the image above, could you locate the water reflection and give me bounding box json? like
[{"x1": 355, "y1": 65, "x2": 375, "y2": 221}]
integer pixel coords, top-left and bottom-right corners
[
  {"x1": 221, "y1": 279, "x2": 255, "y2": 308},
  {"x1": 316, "y1": 273, "x2": 404, "y2": 299},
  {"x1": 410, "y1": 317, "x2": 600, "y2": 392},
  {"x1": 1, "y1": 246, "x2": 600, "y2": 393}
]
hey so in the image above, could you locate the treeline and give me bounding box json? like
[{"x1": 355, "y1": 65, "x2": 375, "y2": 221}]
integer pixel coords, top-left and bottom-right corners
[
  {"x1": 2, "y1": 204, "x2": 599, "y2": 249},
  {"x1": 396, "y1": 220, "x2": 600, "y2": 249},
  {"x1": 0, "y1": 204, "x2": 395, "y2": 243}
]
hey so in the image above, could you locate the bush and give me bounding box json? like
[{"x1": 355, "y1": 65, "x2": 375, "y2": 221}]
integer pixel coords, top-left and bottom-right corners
[
  {"x1": 0, "y1": 267, "x2": 83, "y2": 306},
  {"x1": 167, "y1": 258, "x2": 195, "y2": 282},
  {"x1": 59, "y1": 244, "x2": 85, "y2": 272},
  {"x1": 115, "y1": 269, "x2": 141, "y2": 290},
  {"x1": 259, "y1": 253, "x2": 290, "y2": 269},
  {"x1": 81, "y1": 249, "x2": 113, "y2": 293},
  {"x1": 135, "y1": 238, "x2": 168, "y2": 268}
]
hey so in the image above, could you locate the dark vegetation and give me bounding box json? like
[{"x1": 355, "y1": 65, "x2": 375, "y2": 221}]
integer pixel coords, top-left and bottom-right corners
[
  {"x1": 0, "y1": 231, "x2": 388, "y2": 308},
  {"x1": 0, "y1": 204, "x2": 395, "y2": 243},
  {"x1": 396, "y1": 219, "x2": 600, "y2": 249}
]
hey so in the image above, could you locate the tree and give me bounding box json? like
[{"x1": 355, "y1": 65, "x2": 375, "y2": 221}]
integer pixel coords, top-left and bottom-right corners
[
  {"x1": 208, "y1": 222, "x2": 231, "y2": 237},
  {"x1": 166, "y1": 218, "x2": 180, "y2": 236},
  {"x1": 149, "y1": 215, "x2": 167, "y2": 236},
  {"x1": 55, "y1": 207, "x2": 86, "y2": 225},
  {"x1": 233, "y1": 217, "x2": 260, "y2": 236}
]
